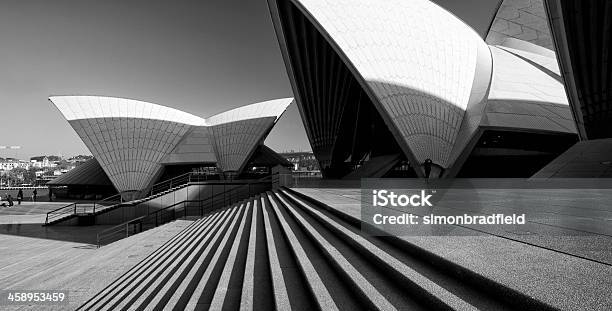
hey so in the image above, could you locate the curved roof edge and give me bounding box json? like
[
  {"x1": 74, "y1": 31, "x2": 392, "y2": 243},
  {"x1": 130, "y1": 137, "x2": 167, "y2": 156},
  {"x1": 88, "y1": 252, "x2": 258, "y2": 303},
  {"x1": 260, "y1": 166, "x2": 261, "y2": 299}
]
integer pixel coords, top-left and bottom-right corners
[
  {"x1": 487, "y1": 46, "x2": 568, "y2": 106},
  {"x1": 49, "y1": 95, "x2": 207, "y2": 126},
  {"x1": 499, "y1": 38, "x2": 556, "y2": 58},
  {"x1": 205, "y1": 97, "x2": 294, "y2": 126},
  {"x1": 50, "y1": 95, "x2": 293, "y2": 127}
]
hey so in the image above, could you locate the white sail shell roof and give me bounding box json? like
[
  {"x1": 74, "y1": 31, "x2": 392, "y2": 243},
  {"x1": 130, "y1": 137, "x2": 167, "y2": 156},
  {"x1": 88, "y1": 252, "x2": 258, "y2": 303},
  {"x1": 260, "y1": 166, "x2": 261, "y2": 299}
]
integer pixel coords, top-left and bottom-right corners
[
  {"x1": 50, "y1": 95, "x2": 292, "y2": 194},
  {"x1": 50, "y1": 96, "x2": 207, "y2": 126},
  {"x1": 205, "y1": 98, "x2": 293, "y2": 126},
  {"x1": 279, "y1": 0, "x2": 490, "y2": 167},
  {"x1": 270, "y1": 0, "x2": 574, "y2": 175},
  {"x1": 51, "y1": 96, "x2": 292, "y2": 127}
]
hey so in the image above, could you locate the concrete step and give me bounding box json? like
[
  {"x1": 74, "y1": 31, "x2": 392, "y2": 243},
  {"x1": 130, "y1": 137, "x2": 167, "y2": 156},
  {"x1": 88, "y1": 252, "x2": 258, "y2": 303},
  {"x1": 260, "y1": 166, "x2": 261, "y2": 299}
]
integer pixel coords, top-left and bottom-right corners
[
  {"x1": 275, "y1": 190, "x2": 475, "y2": 310},
  {"x1": 238, "y1": 197, "x2": 259, "y2": 311},
  {"x1": 78, "y1": 188, "x2": 552, "y2": 310},
  {"x1": 271, "y1": 191, "x2": 426, "y2": 310},
  {"x1": 107, "y1": 206, "x2": 240, "y2": 311},
  {"x1": 77, "y1": 206, "x2": 234, "y2": 310},
  {"x1": 129, "y1": 205, "x2": 244, "y2": 311},
  {"x1": 265, "y1": 192, "x2": 340, "y2": 310},
  {"x1": 283, "y1": 188, "x2": 554, "y2": 310},
  {"x1": 260, "y1": 194, "x2": 316, "y2": 311},
  {"x1": 77, "y1": 217, "x2": 208, "y2": 309},
  {"x1": 208, "y1": 200, "x2": 252, "y2": 310},
  {"x1": 183, "y1": 202, "x2": 250, "y2": 310}
]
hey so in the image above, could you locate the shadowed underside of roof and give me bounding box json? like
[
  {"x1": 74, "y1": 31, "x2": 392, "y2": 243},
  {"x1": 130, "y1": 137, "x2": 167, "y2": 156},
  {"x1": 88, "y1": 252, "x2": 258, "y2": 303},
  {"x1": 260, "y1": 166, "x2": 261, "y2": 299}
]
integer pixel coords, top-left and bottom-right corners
[
  {"x1": 545, "y1": 0, "x2": 612, "y2": 140},
  {"x1": 47, "y1": 158, "x2": 113, "y2": 187}
]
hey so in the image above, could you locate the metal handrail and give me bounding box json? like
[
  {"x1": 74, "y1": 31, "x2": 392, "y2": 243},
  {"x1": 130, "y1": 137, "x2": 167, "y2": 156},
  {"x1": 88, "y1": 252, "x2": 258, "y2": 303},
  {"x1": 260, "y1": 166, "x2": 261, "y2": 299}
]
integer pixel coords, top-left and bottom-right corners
[
  {"x1": 149, "y1": 172, "x2": 191, "y2": 196},
  {"x1": 92, "y1": 193, "x2": 123, "y2": 214},
  {"x1": 96, "y1": 215, "x2": 148, "y2": 245},
  {"x1": 72, "y1": 174, "x2": 209, "y2": 221},
  {"x1": 45, "y1": 203, "x2": 76, "y2": 225},
  {"x1": 94, "y1": 193, "x2": 123, "y2": 205},
  {"x1": 96, "y1": 174, "x2": 275, "y2": 247},
  {"x1": 44, "y1": 192, "x2": 122, "y2": 225},
  {"x1": 148, "y1": 172, "x2": 219, "y2": 197},
  {"x1": 43, "y1": 173, "x2": 222, "y2": 226}
]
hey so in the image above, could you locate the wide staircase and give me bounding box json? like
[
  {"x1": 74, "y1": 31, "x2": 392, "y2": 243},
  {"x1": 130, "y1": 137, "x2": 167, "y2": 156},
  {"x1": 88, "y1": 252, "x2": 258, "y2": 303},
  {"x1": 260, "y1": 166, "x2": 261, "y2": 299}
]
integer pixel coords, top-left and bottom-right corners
[{"x1": 77, "y1": 188, "x2": 552, "y2": 311}]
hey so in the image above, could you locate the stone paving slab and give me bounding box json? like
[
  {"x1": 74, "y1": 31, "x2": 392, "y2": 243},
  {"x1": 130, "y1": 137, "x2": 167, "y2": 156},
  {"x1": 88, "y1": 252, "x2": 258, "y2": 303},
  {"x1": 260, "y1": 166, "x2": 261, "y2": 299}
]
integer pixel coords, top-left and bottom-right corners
[{"x1": 0, "y1": 219, "x2": 193, "y2": 311}]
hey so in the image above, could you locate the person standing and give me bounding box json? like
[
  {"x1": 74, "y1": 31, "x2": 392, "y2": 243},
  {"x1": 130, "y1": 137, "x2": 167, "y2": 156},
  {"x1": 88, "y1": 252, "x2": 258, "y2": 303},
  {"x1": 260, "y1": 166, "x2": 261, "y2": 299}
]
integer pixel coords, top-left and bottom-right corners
[
  {"x1": 17, "y1": 189, "x2": 23, "y2": 205},
  {"x1": 32, "y1": 188, "x2": 37, "y2": 202},
  {"x1": 7, "y1": 195, "x2": 13, "y2": 207},
  {"x1": 423, "y1": 159, "x2": 433, "y2": 179}
]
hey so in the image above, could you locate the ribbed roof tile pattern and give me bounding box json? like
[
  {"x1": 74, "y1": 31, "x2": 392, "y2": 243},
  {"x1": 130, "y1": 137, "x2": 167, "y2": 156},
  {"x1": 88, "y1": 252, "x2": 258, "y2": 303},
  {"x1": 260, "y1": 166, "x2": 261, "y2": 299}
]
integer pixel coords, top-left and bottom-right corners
[
  {"x1": 210, "y1": 117, "x2": 276, "y2": 172},
  {"x1": 68, "y1": 118, "x2": 191, "y2": 193},
  {"x1": 51, "y1": 96, "x2": 291, "y2": 194},
  {"x1": 270, "y1": 0, "x2": 576, "y2": 177},
  {"x1": 486, "y1": 0, "x2": 554, "y2": 50},
  {"x1": 283, "y1": 0, "x2": 490, "y2": 167},
  {"x1": 50, "y1": 96, "x2": 206, "y2": 125},
  {"x1": 205, "y1": 98, "x2": 293, "y2": 126}
]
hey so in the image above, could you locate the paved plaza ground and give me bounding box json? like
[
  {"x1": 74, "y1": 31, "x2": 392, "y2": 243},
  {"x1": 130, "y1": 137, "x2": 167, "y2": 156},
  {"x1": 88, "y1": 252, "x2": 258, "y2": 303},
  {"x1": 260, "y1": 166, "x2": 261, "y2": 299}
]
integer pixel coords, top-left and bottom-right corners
[
  {"x1": 0, "y1": 203, "x2": 194, "y2": 310},
  {"x1": 1, "y1": 189, "x2": 611, "y2": 310}
]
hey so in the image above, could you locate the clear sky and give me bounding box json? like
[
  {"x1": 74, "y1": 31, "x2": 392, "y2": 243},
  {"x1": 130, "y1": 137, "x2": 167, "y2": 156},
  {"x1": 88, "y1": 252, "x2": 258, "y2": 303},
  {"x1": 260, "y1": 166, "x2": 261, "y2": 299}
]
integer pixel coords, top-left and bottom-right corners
[
  {"x1": 0, "y1": 0, "x2": 312, "y2": 159},
  {"x1": 0, "y1": 0, "x2": 496, "y2": 160}
]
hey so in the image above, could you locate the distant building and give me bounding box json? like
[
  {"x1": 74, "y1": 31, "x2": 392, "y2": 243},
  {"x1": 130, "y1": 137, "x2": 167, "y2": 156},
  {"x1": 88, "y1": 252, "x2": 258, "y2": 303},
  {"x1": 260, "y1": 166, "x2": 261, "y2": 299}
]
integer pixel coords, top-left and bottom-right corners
[
  {"x1": 30, "y1": 156, "x2": 57, "y2": 168},
  {"x1": 67, "y1": 155, "x2": 93, "y2": 165},
  {"x1": 280, "y1": 151, "x2": 318, "y2": 171},
  {"x1": 0, "y1": 158, "x2": 30, "y2": 170}
]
